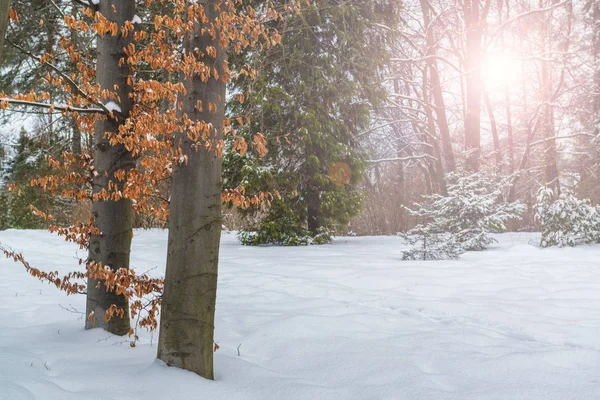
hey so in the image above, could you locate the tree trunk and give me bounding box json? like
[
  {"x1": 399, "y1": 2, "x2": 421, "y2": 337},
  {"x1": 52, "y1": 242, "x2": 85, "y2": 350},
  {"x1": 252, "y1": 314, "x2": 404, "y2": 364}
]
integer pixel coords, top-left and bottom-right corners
[
  {"x1": 306, "y1": 144, "x2": 321, "y2": 234},
  {"x1": 72, "y1": 120, "x2": 81, "y2": 155},
  {"x1": 85, "y1": 0, "x2": 135, "y2": 336},
  {"x1": 502, "y1": 0, "x2": 515, "y2": 173},
  {"x1": 484, "y1": 90, "x2": 502, "y2": 170},
  {"x1": 157, "y1": 0, "x2": 225, "y2": 379},
  {"x1": 505, "y1": 86, "x2": 514, "y2": 173},
  {"x1": 306, "y1": 186, "x2": 320, "y2": 234},
  {"x1": 419, "y1": 0, "x2": 455, "y2": 172},
  {"x1": 0, "y1": 0, "x2": 10, "y2": 63},
  {"x1": 422, "y1": 65, "x2": 447, "y2": 195},
  {"x1": 539, "y1": 0, "x2": 560, "y2": 193},
  {"x1": 463, "y1": 0, "x2": 486, "y2": 172},
  {"x1": 593, "y1": 0, "x2": 600, "y2": 123}
]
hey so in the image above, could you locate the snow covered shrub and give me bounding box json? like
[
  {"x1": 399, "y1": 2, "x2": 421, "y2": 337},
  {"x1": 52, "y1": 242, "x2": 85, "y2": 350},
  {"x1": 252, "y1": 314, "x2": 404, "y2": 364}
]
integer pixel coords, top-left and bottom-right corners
[
  {"x1": 401, "y1": 171, "x2": 525, "y2": 260},
  {"x1": 535, "y1": 187, "x2": 600, "y2": 248},
  {"x1": 399, "y1": 228, "x2": 463, "y2": 260}
]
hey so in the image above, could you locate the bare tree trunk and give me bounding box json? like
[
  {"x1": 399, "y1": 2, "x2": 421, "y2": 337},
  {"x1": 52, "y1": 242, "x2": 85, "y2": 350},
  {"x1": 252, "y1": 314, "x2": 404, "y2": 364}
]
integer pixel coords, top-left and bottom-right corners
[
  {"x1": 505, "y1": 86, "x2": 515, "y2": 173},
  {"x1": 539, "y1": 0, "x2": 560, "y2": 192},
  {"x1": 502, "y1": 0, "x2": 514, "y2": 173},
  {"x1": 463, "y1": 0, "x2": 489, "y2": 172},
  {"x1": 593, "y1": 0, "x2": 600, "y2": 123},
  {"x1": 420, "y1": 0, "x2": 455, "y2": 172},
  {"x1": 157, "y1": 0, "x2": 225, "y2": 379},
  {"x1": 396, "y1": 152, "x2": 406, "y2": 232},
  {"x1": 85, "y1": 0, "x2": 135, "y2": 336},
  {"x1": 0, "y1": 0, "x2": 10, "y2": 63},
  {"x1": 422, "y1": 66, "x2": 447, "y2": 194},
  {"x1": 484, "y1": 90, "x2": 502, "y2": 170}
]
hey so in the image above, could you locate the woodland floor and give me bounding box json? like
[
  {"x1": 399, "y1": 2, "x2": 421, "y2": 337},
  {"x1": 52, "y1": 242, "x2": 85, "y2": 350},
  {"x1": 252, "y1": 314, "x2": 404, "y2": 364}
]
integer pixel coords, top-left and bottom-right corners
[{"x1": 1, "y1": 230, "x2": 600, "y2": 399}]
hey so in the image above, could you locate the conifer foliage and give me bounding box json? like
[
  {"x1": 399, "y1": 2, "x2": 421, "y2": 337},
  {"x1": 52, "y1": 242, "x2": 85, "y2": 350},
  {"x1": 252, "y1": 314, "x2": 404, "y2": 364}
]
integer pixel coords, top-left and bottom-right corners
[
  {"x1": 401, "y1": 172, "x2": 525, "y2": 260},
  {"x1": 225, "y1": 0, "x2": 398, "y2": 245},
  {"x1": 535, "y1": 186, "x2": 600, "y2": 248}
]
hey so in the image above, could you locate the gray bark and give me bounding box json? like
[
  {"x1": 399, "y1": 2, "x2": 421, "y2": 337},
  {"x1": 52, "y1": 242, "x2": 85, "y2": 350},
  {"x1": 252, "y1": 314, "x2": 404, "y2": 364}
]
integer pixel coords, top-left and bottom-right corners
[
  {"x1": 0, "y1": 0, "x2": 9, "y2": 63},
  {"x1": 85, "y1": 0, "x2": 135, "y2": 336},
  {"x1": 157, "y1": 0, "x2": 224, "y2": 379}
]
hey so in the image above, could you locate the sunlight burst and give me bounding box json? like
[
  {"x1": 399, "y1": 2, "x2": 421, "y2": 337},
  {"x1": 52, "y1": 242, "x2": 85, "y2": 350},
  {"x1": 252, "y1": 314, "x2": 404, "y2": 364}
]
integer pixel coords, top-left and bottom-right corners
[{"x1": 482, "y1": 51, "x2": 521, "y2": 91}]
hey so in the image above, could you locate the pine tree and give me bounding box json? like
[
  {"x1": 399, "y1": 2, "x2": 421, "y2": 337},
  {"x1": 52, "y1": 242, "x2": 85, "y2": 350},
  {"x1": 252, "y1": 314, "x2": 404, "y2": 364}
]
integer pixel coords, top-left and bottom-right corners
[
  {"x1": 535, "y1": 186, "x2": 600, "y2": 248},
  {"x1": 4, "y1": 128, "x2": 54, "y2": 229},
  {"x1": 401, "y1": 171, "x2": 525, "y2": 260},
  {"x1": 225, "y1": 0, "x2": 398, "y2": 244}
]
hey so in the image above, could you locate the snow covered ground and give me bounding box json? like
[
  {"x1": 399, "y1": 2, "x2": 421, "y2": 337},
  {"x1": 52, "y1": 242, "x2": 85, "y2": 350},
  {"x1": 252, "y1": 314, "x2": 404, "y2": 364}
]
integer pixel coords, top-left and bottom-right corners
[{"x1": 1, "y1": 230, "x2": 600, "y2": 399}]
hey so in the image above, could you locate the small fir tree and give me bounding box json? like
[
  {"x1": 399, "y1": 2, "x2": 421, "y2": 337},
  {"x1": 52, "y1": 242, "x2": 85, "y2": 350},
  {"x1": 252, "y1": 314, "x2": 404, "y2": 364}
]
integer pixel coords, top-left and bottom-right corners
[
  {"x1": 535, "y1": 186, "x2": 600, "y2": 247},
  {"x1": 401, "y1": 171, "x2": 525, "y2": 260}
]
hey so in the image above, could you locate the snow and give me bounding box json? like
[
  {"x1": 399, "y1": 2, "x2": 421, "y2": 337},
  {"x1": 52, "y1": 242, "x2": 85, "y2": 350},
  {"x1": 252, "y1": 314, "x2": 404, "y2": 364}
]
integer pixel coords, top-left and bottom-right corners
[
  {"x1": 104, "y1": 101, "x2": 121, "y2": 113},
  {"x1": 2, "y1": 230, "x2": 600, "y2": 399},
  {"x1": 132, "y1": 15, "x2": 142, "y2": 24}
]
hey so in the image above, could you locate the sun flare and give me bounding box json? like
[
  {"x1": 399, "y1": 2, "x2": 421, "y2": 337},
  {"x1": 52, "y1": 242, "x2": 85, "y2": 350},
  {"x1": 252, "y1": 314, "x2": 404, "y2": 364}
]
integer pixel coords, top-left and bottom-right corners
[{"x1": 482, "y1": 51, "x2": 521, "y2": 91}]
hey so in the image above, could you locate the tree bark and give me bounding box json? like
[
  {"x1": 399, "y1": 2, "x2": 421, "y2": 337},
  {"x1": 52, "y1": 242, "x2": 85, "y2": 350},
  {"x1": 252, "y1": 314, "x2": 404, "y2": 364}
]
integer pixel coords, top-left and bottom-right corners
[
  {"x1": 420, "y1": 0, "x2": 455, "y2": 172},
  {"x1": 463, "y1": 0, "x2": 487, "y2": 172},
  {"x1": 539, "y1": 0, "x2": 560, "y2": 193},
  {"x1": 157, "y1": 0, "x2": 225, "y2": 379},
  {"x1": 505, "y1": 86, "x2": 514, "y2": 173},
  {"x1": 422, "y1": 65, "x2": 447, "y2": 194},
  {"x1": 502, "y1": 0, "x2": 515, "y2": 173},
  {"x1": 85, "y1": 0, "x2": 135, "y2": 336},
  {"x1": 306, "y1": 186, "x2": 321, "y2": 234},
  {"x1": 593, "y1": 0, "x2": 600, "y2": 122},
  {"x1": 0, "y1": 0, "x2": 10, "y2": 64},
  {"x1": 483, "y1": 90, "x2": 502, "y2": 170}
]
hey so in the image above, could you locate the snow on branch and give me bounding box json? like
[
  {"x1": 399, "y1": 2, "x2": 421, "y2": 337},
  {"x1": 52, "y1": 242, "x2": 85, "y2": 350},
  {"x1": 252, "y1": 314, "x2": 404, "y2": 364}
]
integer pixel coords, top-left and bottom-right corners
[{"x1": 0, "y1": 98, "x2": 105, "y2": 114}]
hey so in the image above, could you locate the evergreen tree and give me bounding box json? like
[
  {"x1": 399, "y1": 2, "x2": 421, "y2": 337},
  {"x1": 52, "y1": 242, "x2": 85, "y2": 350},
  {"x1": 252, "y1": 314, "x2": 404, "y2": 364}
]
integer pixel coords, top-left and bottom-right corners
[
  {"x1": 535, "y1": 186, "x2": 600, "y2": 248},
  {"x1": 4, "y1": 128, "x2": 53, "y2": 228},
  {"x1": 401, "y1": 171, "x2": 525, "y2": 260},
  {"x1": 225, "y1": 0, "x2": 398, "y2": 245}
]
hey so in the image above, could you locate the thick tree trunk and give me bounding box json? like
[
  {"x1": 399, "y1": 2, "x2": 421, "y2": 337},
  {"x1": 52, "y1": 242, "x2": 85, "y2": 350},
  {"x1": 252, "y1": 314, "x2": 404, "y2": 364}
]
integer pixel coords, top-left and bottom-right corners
[
  {"x1": 85, "y1": 0, "x2": 135, "y2": 336},
  {"x1": 157, "y1": 0, "x2": 224, "y2": 379},
  {"x1": 0, "y1": 0, "x2": 10, "y2": 63}
]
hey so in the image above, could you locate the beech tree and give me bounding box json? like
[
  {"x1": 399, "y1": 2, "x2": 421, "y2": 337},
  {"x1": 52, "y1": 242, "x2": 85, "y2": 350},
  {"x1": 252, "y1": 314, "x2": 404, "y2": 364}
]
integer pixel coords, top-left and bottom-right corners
[
  {"x1": 0, "y1": 0, "x2": 8, "y2": 62},
  {"x1": 2, "y1": 0, "x2": 294, "y2": 380},
  {"x1": 85, "y1": 0, "x2": 135, "y2": 335},
  {"x1": 156, "y1": 0, "x2": 225, "y2": 378}
]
